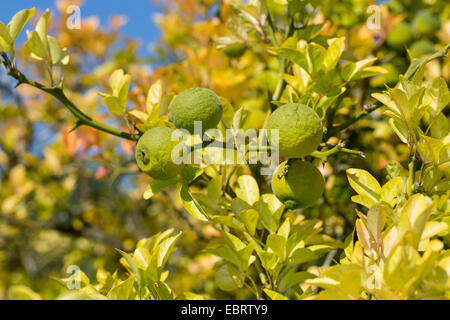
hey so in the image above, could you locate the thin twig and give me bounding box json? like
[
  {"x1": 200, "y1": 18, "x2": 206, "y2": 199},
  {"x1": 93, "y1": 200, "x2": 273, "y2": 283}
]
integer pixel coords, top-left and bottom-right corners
[{"x1": 1, "y1": 52, "x2": 138, "y2": 141}]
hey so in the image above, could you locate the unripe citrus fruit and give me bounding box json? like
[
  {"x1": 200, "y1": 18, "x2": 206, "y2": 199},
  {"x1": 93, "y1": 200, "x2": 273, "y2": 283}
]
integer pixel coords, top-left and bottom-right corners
[
  {"x1": 169, "y1": 88, "x2": 223, "y2": 134},
  {"x1": 413, "y1": 10, "x2": 440, "y2": 37},
  {"x1": 387, "y1": 22, "x2": 413, "y2": 48},
  {"x1": 135, "y1": 126, "x2": 182, "y2": 180},
  {"x1": 223, "y1": 43, "x2": 247, "y2": 58},
  {"x1": 266, "y1": 103, "x2": 323, "y2": 159},
  {"x1": 410, "y1": 39, "x2": 435, "y2": 58},
  {"x1": 272, "y1": 160, "x2": 325, "y2": 209}
]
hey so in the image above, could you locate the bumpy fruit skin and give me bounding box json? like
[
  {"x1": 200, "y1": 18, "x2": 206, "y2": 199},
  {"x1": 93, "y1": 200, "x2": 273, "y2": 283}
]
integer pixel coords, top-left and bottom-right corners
[
  {"x1": 169, "y1": 88, "x2": 223, "y2": 134},
  {"x1": 387, "y1": 22, "x2": 413, "y2": 48},
  {"x1": 413, "y1": 10, "x2": 440, "y2": 37},
  {"x1": 272, "y1": 160, "x2": 325, "y2": 209},
  {"x1": 266, "y1": 103, "x2": 323, "y2": 159},
  {"x1": 135, "y1": 127, "x2": 183, "y2": 180}
]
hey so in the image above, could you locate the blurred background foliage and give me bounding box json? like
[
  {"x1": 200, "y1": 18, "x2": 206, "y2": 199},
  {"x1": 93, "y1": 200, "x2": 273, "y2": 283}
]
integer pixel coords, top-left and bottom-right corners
[{"x1": 0, "y1": 0, "x2": 449, "y2": 299}]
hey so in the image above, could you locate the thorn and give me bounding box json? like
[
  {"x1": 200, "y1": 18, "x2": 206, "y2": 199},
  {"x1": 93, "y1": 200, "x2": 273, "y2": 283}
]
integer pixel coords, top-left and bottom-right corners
[
  {"x1": 14, "y1": 78, "x2": 24, "y2": 88},
  {"x1": 68, "y1": 121, "x2": 83, "y2": 133}
]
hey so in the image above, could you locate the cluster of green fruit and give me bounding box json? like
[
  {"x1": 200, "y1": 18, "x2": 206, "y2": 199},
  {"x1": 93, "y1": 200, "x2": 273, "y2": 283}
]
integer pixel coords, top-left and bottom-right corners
[
  {"x1": 135, "y1": 87, "x2": 223, "y2": 179},
  {"x1": 135, "y1": 88, "x2": 325, "y2": 210},
  {"x1": 387, "y1": 10, "x2": 440, "y2": 58}
]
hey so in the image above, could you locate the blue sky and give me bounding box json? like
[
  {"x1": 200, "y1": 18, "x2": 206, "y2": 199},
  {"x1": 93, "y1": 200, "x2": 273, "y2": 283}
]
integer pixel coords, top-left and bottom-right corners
[{"x1": 0, "y1": 0, "x2": 161, "y2": 55}]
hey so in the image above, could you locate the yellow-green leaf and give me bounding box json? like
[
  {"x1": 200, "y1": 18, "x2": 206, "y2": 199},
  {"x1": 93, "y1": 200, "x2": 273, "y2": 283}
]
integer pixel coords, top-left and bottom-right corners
[
  {"x1": 347, "y1": 169, "x2": 381, "y2": 203},
  {"x1": 7, "y1": 8, "x2": 35, "y2": 42},
  {"x1": 0, "y1": 22, "x2": 12, "y2": 52}
]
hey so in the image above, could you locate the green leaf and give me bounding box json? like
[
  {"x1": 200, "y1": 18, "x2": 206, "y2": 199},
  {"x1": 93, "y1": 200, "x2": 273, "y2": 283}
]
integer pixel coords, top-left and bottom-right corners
[
  {"x1": 399, "y1": 194, "x2": 433, "y2": 247},
  {"x1": 233, "y1": 107, "x2": 244, "y2": 130},
  {"x1": 324, "y1": 37, "x2": 345, "y2": 71},
  {"x1": 347, "y1": 169, "x2": 381, "y2": 205},
  {"x1": 151, "y1": 281, "x2": 174, "y2": 300},
  {"x1": 157, "y1": 232, "x2": 182, "y2": 270},
  {"x1": 384, "y1": 243, "x2": 420, "y2": 292},
  {"x1": 356, "y1": 219, "x2": 372, "y2": 251},
  {"x1": 128, "y1": 109, "x2": 149, "y2": 123},
  {"x1": 7, "y1": 8, "x2": 35, "y2": 42},
  {"x1": 273, "y1": 46, "x2": 310, "y2": 74},
  {"x1": 181, "y1": 166, "x2": 204, "y2": 182},
  {"x1": 47, "y1": 35, "x2": 69, "y2": 65},
  {"x1": 257, "y1": 251, "x2": 279, "y2": 270},
  {"x1": 380, "y1": 177, "x2": 403, "y2": 207},
  {"x1": 295, "y1": 24, "x2": 325, "y2": 41},
  {"x1": 210, "y1": 216, "x2": 246, "y2": 232},
  {"x1": 36, "y1": 9, "x2": 50, "y2": 50},
  {"x1": 143, "y1": 177, "x2": 180, "y2": 200},
  {"x1": 239, "y1": 209, "x2": 259, "y2": 236},
  {"x1": 263, "y1": 289, "x2": 288, "y2": 300},
  {"x1": 341, "y1": 58, "x2": 379, "y2": 82},
  {"x1": 366, "y1": 203, "x2": 389, "y2": 245},
  {"x1": 103, "y1": 69, "x2": 130, "y2": 115},
  {"x1": 267, "y1": 234, "x2": 287, "y2": 261},
  {"x1": 277, "y1": 218, "x2": 290, "y2": 239},
  {"x1": 180, "y1": 183, "x2": 208, "y2": 221},
  {"x1": 133, "y1": 247, "x2": 151, "y2": 269},
  {"x1": 351, "y1": 194, "x2": 378, "y2": 209},
  {"x1": 288, "y1": 248, "x2": 318, "y2": 266},
  {"x1": 104, "y1": 96, "x2": 125, "y2": 116},
  {"x1": 389, "y1": 118, "x2": 410, "y2": 144},
  {"x1": 418, "y1": 135, "x2": 446, "y2": 166},
  {"x1": 424, "y1": 77, "x2": 450, "y2": 117},
  {"x1": 207, "y1": 175, "x2": 223, "y2": 205},
  {"x1": 7, "y1": 285, "x2": 42, "y2": 300},
  {"x1": 176, "y1": 292, "x2": 206, "y2": 300},
  {"x1": 57, "y1": 289, "x2": 107, "y2": 300},
  {"x1": 222, "y1": 231, "x2": 246, "y2": 251},
  {"x1": 0, "y1": 22, "x2": 12, "y2": 52},
  {"x1": 25, "y1": 30, "x2": 46, "y2": 60},
  {"x1": 235, "y1": 175, "x2": 260, "y2": 205},
  {"x1": 107, "y1": 276, "x2": 135, "y2": 300},
  {"x1": 117, "y1": 249, "x2": 143, "y2": 288},
  {"x1": 231, "y1": 198, "x2": 252, "y2": 214},
  {"x1": 215, "y1": 264, "x2": 244, "y2": 291},
  {"x1": 277, "y1": 270, "x2": 315, "y2": 292},
  {"x1": 254, "y1": 198, "x2": 280, "y2": 233},
  {"x1": 146, "y1": 80, "x2": 162, "y2": 119}
]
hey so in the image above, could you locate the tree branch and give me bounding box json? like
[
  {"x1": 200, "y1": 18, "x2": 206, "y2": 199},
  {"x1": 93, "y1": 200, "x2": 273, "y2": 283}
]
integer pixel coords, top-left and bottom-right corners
[{"x1": 1, "y1": 52, "x2": 138, "y2": 141}]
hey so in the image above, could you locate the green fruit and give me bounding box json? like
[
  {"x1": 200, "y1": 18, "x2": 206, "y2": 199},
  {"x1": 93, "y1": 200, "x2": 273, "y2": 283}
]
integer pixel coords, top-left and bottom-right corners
[
  {"x1": 169, "y1": 88, "x2": 223, "y2": 134},
  {"x1": 409, "y1": 39, "x2": 435, "y2": 58},
  {"x1": 387, "y1": 22, "x2": 413, "y2": 48},
  {"x1": 135, "y1": 126, "x2": 183, "y2": 180},
  {"x1": 413, "y1": 10, "x2": 440, "y2": 37},
  {"x1": 266, "y1": 103, "x2": 323, "y2": 159},
  {"x1": 223, "y1": 43, "x2": 247, "y2": 58},
  {"x1": 272, "y1": 160, "x2": 325, "y2": 209}
]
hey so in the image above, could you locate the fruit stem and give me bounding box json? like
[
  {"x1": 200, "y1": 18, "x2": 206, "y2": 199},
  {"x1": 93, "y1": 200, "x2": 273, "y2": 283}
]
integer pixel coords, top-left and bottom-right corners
[{"x1": 311, "y1": 145, "x2": 365, "y2": 161}]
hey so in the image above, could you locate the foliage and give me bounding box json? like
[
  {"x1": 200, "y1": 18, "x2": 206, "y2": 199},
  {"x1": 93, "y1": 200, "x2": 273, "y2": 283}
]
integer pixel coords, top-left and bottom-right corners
[{"x1": 0, "y1": 0, "x2": 449, "y2": 300}]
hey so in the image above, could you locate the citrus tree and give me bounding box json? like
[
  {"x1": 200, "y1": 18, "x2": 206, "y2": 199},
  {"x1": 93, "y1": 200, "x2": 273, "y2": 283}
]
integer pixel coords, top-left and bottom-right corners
[{"x1": 0, "y1": 0, "x2": 449, "y2": 300}]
